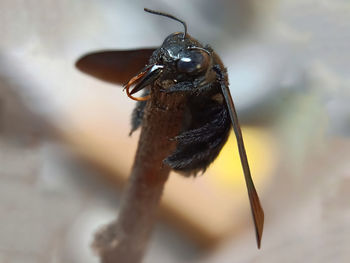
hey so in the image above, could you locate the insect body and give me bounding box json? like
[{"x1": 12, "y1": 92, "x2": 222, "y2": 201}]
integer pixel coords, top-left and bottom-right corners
[
  {"x1": 128, "y1": 33, "x2": 231, "y2": 175},
  {"x1": 76, "y1": 8, "x2": 264, "y2": 248}
]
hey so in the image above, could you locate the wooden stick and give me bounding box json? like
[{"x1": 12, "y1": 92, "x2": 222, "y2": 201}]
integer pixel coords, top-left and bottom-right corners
[{"x1": 92, "y1": 84, "x2": 187, "y2": 263}]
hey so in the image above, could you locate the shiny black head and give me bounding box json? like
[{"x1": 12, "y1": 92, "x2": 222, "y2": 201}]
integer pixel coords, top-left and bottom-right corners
[
  {"x1": 145, "y1": 8, "x2": 212, "y2": 79},
  {"x1": 154, "y1": 32, "x2": 211, "y2": 78},
  {"x1": 126, "y1": 9, "x2": 216, "y2": 99}
]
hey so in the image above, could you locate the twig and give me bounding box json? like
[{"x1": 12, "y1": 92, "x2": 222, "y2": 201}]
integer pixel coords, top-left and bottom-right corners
[{"x1": 92, "y1": 84, "x2": 187, "y2": 263}]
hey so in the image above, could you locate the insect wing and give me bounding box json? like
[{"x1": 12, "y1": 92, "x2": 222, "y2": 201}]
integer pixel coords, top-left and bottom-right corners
[
  {"x1": 75, "y1": 49, "x2": 156, "y2": 85},
  {"x1": 220, "y1": 84, "x2": 265, "y2": 249}
]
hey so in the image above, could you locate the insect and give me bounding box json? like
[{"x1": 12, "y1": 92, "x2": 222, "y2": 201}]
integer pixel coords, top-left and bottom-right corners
[{"x1": 76, "y1": 8, "x2": 264, "y2": 248}]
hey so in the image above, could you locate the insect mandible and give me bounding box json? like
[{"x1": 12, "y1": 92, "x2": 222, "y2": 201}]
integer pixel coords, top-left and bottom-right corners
[{"x1": 76, "y1": 8, "x2": 264, "y2": 248}]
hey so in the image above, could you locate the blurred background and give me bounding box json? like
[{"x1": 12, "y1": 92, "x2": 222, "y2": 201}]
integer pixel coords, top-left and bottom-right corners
[{"x1": 1, "y1": 0, "x2": 350, "y2": 262}]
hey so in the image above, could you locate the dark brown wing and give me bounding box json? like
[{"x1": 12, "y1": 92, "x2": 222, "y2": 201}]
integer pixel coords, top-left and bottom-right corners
[
  {"x1": 221, "y1": 84, "x2": 265, "y2": 249},
  {"x1": 75, "y1": 48, "x2": 156, "y2": 85}
]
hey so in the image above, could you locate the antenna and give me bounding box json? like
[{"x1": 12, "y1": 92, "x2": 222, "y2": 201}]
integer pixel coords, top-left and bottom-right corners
[{"x1": 144, "y1": 8, "x2": 187, "y2": 39}]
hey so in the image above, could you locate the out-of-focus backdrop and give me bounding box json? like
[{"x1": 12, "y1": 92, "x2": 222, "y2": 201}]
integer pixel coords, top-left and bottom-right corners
[{"x1": 1, "y1": 0, "x2": 349, "y2": 262}]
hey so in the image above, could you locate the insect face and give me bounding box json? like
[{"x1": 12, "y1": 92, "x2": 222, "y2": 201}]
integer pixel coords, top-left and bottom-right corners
[
  {"x1": 123, "y1": 32, "x2": 214, "y2": 101},
  {"x1": 158, "y1": 33, "x2": 210, "y2": 75}
]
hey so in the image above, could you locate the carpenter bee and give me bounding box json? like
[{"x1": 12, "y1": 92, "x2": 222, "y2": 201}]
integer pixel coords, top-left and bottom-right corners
[{"x1": 76, "y1": 8, "x2": 264, "y2": 248}]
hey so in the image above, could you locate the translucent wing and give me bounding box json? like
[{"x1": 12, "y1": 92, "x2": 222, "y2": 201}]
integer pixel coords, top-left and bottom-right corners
[
  {"x1": 75, "y1": 49, "x2": 156, "y2": 85},
  {"x1": 221, "y1": 83, "x2": 265, "y2": 249}
]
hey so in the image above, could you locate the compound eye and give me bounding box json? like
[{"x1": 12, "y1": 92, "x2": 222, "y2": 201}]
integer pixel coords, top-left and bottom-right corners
[{"x1": 177, "y1": 50, "x2": 210, "y2": 74}]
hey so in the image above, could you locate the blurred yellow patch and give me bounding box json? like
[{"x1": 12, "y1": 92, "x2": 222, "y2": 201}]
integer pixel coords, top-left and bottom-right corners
[{"x1": 208, "y1": 127, "x2": 276, "y2": 193}]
